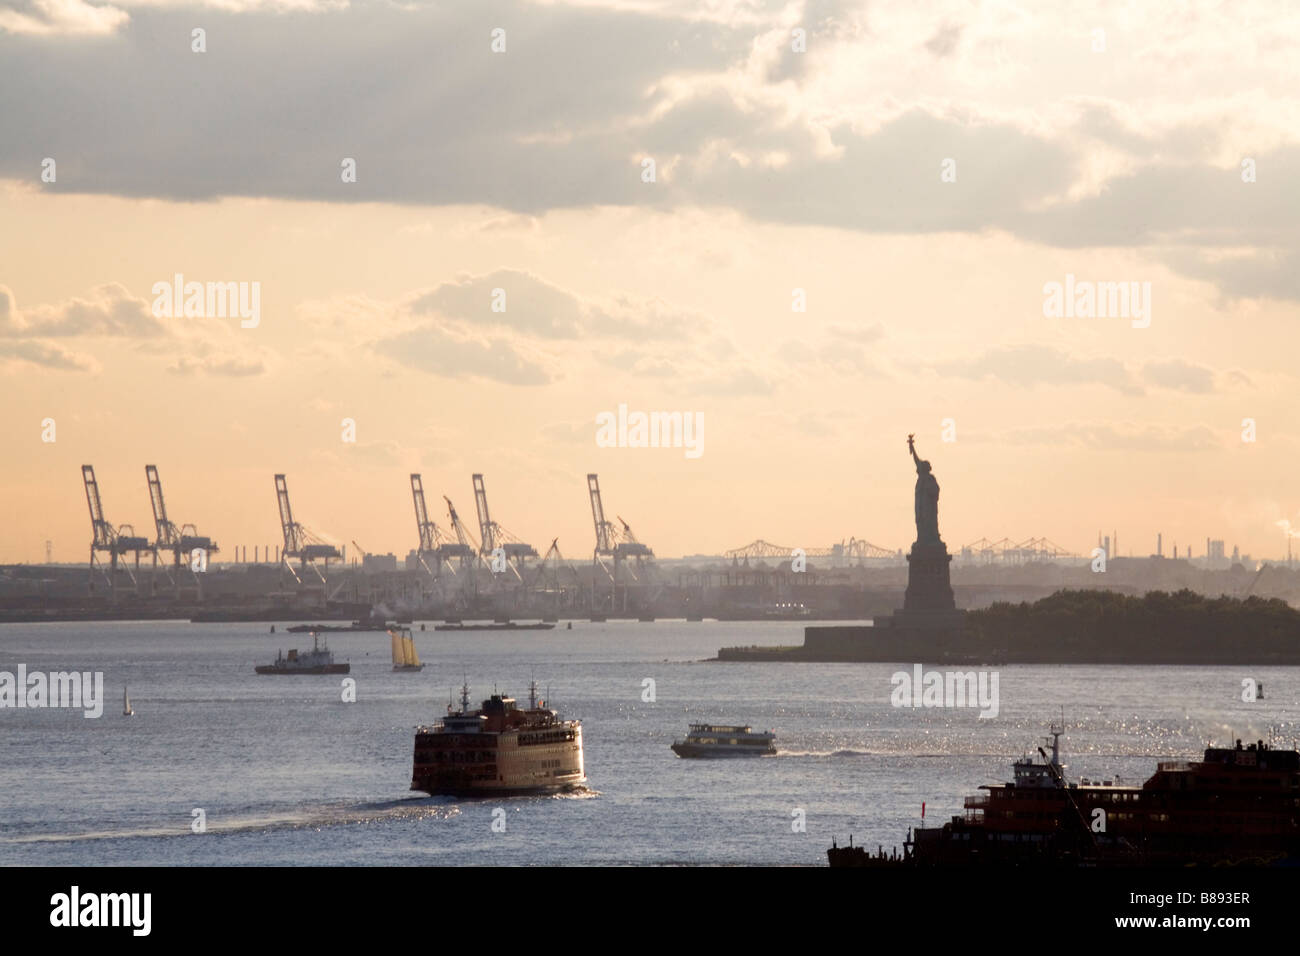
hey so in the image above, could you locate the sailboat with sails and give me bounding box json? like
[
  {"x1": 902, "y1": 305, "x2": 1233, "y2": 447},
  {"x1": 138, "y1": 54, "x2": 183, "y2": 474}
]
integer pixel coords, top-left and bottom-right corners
[
  {"x1": 390, "y1": 627, "x2": 424, "y2": 672},
  {"x1": 123, "y1": 686, "x2": 134, "y2": 716}
]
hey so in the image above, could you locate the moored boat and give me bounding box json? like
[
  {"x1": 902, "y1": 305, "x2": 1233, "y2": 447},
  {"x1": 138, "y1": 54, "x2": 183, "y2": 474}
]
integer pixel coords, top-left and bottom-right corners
[{"x1": 255, "y1": 633, "x2": 350, "y2": 675}]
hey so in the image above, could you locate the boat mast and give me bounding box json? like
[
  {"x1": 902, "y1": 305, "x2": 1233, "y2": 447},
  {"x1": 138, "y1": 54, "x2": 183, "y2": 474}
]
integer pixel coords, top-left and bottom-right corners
[{"x1": 1048, "y1": 722, "x2": 1063, "y2": 770}]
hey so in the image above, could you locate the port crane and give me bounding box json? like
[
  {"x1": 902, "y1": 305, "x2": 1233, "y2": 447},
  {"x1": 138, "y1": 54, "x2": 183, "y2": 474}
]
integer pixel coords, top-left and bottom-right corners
[
  {"x1": 471, "y1": 473, "x2": 538, "y2": 581},
  {"x1": 442, "y1": 496, "x2": 482, "y2": 564},
  {"x1": 274, "y1": 474, "x2": 341, "y2": 585},
  {"x1": 82, "y1": 465, "x2": 152, "y2": 598},
  {"x1": 146, "y1": 464, "x2": 218, "y2": 596},
  {"x1": 586, "y1": 473, "x2": 653, "y2": 615},
  {"x1": 410, "y1": 473, "x2": 439, "y2": 574},
  {"x1": 410, "y1": 474, "x2": 477, "y2": 585},
  {"x1": 960, "y1": 536, "x2": 1074, "y2": 564},
  {"x1": 533, "y1": 537, "x2": 581, "y2": 617}
]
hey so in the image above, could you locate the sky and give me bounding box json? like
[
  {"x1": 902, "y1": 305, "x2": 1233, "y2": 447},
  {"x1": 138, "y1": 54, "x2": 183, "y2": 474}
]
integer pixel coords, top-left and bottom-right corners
[{"x1": 1, "y1": 0, "x2": 1298, "y2": 564}]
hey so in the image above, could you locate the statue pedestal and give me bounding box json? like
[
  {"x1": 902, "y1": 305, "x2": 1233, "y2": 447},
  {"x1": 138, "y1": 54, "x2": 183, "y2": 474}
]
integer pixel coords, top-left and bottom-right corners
[
  {"x1": 876, "y1": 538, "x2": 965, "y2": 634},
  {"x1": 903, "y1": 539, "x2": 955, "y2": 611}
]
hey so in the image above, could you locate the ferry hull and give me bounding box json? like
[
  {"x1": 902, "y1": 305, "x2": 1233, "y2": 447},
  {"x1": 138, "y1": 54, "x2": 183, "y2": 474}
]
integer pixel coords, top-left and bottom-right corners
[
  {"x1": 671, "y1": 743, "x2": 775, "y2": 758},
  {"x1": 254, "y1": 664, "x2": 350, "y2": 675},
  {"x1": 410, "y1": 773, "x2": 586, "y2": 798}
]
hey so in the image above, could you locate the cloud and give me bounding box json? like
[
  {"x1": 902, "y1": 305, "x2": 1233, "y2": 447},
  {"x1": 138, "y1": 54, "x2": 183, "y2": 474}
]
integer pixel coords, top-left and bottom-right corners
[
  {"x1": 1164, "y1": 248, "x2": 1300, "y2": 303},
  {"x1": 409, "y1": 270, "x2": 710, "y2": 343},
  {"x1": 411, "y1": 270, "x2": 591, "y2": 339},
  {"x1": 828, "y1": 322, "x2": 884, "y2": 344},
  {"x1": 934, "y1": 345, "x2": 1140, "y2": 394},
  {"x1": 538, "y1": 420, "x2": 590, "y2": 445},
  {"x1": 374, "y1": 324, "x2": 553, "y2": 385},
  {"x1": 687, "y1": 367, "x2": 776, "y2": 396},
  {"x1": 978, "y1": 422, "x2": 1223, "y2": 452},
  {"x1": 0, "y1": 282, "x2": 164, "y2": 338},
  {"x1": 167, "y1": 353, "x2": 266, "y2": 376},
  {"x1": 0, "y1": 338, "x2": 97, "y2": 370},
  {"x1": 923, "y1": 23, "x2": 962, "y2": 58},
  {"x1": 778, "y1": 323, "x2": 887, "y2": 376},
  {"x1": 0, "y1": 283, "x2": 266, "y2": 375},
  {"x1": 0, "y1": 0, "x2": 128, "y2": 36},
  {"x1": 939, "y1": 348, "x2": 1232, "y2": 396},
  {"x1": 1141, "y1": 358, "x2": 1215, "y2": 393},
  {"x1": 339, "y1": 439, "x2": 405, "y2": 467},
  {"x1": 3, "y1": 2, "x2": 1299, "y2": 302}
]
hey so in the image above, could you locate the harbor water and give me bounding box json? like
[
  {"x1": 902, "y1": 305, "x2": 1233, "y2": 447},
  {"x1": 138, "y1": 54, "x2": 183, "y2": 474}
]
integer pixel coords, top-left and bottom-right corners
[{"x1": 1, "y1": 620, "x2": 1295, "y2": 866}]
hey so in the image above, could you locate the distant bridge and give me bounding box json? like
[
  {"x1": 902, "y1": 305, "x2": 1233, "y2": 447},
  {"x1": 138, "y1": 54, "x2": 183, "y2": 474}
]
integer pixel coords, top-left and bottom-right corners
[{"x1": 724, "y1": 538, "x2": 898, "y2": 562}]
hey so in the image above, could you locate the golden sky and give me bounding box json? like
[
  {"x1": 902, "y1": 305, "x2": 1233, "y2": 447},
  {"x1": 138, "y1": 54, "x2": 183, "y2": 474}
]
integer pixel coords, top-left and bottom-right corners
[{"x1": 2, "y1": 0, "x2": 1298, "y2": 563}]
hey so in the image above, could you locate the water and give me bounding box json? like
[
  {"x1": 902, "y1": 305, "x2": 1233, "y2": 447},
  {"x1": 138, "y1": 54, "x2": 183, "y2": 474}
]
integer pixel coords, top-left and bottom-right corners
[{"x1": 1, "y1": 620, "x2": 1296, "y2": 866}]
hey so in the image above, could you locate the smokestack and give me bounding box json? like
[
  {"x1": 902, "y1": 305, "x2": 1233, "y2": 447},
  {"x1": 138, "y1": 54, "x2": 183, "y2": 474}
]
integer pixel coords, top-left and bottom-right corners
[
  {"x1": 255, "y1": 545, "x2": 259, "y2": 564},
  {"x1": 1157, "y1": 533, "x2": 1162, "y2": 557},
  {"x1": 1103, "y1": 535, "x2": 1110, "y2": 558}
]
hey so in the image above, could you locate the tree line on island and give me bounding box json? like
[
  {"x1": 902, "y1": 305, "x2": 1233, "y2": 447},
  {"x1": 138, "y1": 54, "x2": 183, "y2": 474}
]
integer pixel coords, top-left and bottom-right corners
[{"x1": 966, "y1": 588, "x2": 1300, "y2": 663}]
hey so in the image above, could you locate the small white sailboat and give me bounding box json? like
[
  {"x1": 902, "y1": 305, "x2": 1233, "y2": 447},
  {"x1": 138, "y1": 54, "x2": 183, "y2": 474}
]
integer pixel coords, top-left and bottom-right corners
[
  {"x1": 123, "y1": 685, "x2": 134, "y2": 717},
  {"x1": 390, "y1": 627, "x2": 424, "y2": 672}
]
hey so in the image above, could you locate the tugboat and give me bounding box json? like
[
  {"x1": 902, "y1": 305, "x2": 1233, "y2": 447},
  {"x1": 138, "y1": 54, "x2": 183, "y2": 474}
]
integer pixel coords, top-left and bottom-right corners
[
  {"x1": 410, "y1": 682, "x2": 585, "y2": 796},
  {"x1": 830, "y1": 724, "x2": 1300, "y2": 866},
  {"x1": 670, "y1": 723, "x2": 777, "y2": 758},
  {"x1": 255, "y1": 633, "x2": 350, "y2": 675},
  {"x1": 389, "y1": 627, "x2": 424, "y2": 672}
]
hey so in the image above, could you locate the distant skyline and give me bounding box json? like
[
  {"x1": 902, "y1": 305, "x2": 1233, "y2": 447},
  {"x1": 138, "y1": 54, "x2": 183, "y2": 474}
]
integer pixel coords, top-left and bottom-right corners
[{"x1": 3, "y1": 0, "x2": 1299, "y2": 563}]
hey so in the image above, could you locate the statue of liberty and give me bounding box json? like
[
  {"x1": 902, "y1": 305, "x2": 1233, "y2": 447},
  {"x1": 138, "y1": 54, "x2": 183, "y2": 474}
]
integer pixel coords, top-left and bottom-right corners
[{"x1": 908, "y1": 434, "x2": 941, "y2": 544}]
